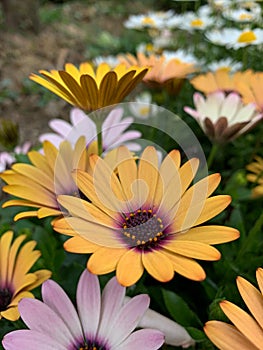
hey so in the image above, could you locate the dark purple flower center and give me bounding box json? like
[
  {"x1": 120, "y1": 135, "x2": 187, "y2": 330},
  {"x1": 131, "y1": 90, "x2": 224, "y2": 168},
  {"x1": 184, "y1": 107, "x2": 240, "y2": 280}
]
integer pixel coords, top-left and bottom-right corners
[
  {"x1": 78, "y1": 343, "x2": 106, "y2": 350},
  {"x1": 121, "y1": 208, "x2": 168, "y2": 250},
  {"x1": 0, "y1": 288, "x2": 13, "y2": 311}
]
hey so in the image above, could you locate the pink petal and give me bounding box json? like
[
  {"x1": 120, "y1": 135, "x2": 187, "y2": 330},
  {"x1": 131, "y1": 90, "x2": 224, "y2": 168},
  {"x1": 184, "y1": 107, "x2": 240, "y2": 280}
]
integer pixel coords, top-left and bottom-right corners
[
  {"x1": 39, "y1": 133, "x2": 64, "y2": 147},
  {"x1": 49, "y1": 119, "x2": 72, "y2": 137},
  {"x1": 42, "y1": 280, "x2": 83, "y2": 341},
  {"x1": 18, "y1": 298, "x2": 76, "y2": 347},
  {"x1": 70, "y1": 108, "x2": 87, "y2": 125},
  {"x1": 76, "y1": 270, "x2": 101, "y2": 340},
  {"x1": 113, "y1": 329, "x2": 164, "y2": 350},
  {"x1": 102, "y1": 108, "x2": 124, "y2": 131},
  {"x1": 2, "y1": 330, "x2": 65, "y2": 350},
  {"x1": 108, "y1": 294, "x2": 150, "y2": 347},
  {"x1": 106, "y1": 131, "x2": 141, "y2": 150},
  {"x1": 98, "y1": 277, "x2": 126, "y2": 340},
  {"x1": 103, "y1": 117, "x2": 133, "y2": 145}
]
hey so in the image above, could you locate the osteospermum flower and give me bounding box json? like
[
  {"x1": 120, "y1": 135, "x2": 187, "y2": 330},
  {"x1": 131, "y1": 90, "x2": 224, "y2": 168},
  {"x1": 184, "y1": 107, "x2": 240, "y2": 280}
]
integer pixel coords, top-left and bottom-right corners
[
  {"x1": 184, "y1": 91, "x2": 263, "y2": 144},
  {"x1": 0, "y1": 137, "x2": 87, "y2": 220},
  {"x1": 53, "y1": 146, "x2": 239, "y2": 286},
  {"x1": 237, "y1": 71, "x2": 263, "y2": 112},
  {"x1": 190, "y1": 69, "x2": 253, "y2": 95},
  {"x1": 2, "y1": 269, "x2": 164, "y2": 350},
  {"x1": 246, "y1": 156, "x2": 263, "y2": 198},
  {"x1": 0, "y1": 231, "x2": 51, "y2": 321},
  {"x1": 119, "y1": 52, "x2": 196, "y2": 94},
  {"x1": 39, "y1": 107, "x2": 142, "y2": 152},
  {"x1": 204, "y1": 268, "x2": 263, "y2": 350},
  {"x1": 206, "y1": 28, "x2": 263, "y2": 49},
  {"x1": 29, "y1": 62, "x2": 148, "y2": 111}
]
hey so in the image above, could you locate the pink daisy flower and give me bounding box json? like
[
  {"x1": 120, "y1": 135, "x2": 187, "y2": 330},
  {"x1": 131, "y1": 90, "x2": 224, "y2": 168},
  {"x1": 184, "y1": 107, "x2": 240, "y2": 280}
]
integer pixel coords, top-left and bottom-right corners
[
  {"x1": 39, "y1": 107, "x2": 142, "y2": 152},
  {"x1": 2, "y1": 270, "x2": 164, "y2": 350}
]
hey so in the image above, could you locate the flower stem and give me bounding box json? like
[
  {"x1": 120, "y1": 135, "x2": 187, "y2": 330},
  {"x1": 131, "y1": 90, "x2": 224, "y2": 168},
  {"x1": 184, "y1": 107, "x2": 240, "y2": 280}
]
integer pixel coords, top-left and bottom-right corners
[{"x1": 207, "y1": 143, "x2": 219, "y2": 169}]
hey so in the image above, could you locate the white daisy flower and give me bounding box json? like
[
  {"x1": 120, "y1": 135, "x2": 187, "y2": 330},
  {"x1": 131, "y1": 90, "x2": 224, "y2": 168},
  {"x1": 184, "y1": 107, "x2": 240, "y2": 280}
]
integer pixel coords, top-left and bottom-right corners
[
  {"x1": 129, "y1": 92, "x2": 158, "y2": 119},
  {"x1": 93, "y1": 55, "x2": 119, "y2": 68},
  {"x1": 223, "y1": 8, "x2": 261, "y2": 23},
  {"x1": 207, "y1": 58, "x2": 242, "y2": 72},
  {"x1": 178, "y1": 12, "x2": 215, "y2": 31},
  {"x1": 124, "y1": 11, "x2": 174, "y2": 30},
  {"x1": 206, "y1": 28, "x2": 263, "y2": 49},
  {"x1": 162, "y1": 49, "x2": 200, "y2": 66}
]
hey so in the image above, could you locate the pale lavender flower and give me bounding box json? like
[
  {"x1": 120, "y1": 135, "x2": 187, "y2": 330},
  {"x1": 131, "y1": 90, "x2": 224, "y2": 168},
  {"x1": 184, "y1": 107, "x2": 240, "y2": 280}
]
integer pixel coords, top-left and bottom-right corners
[
  {"x1": 39, "y1": 107, "x2": 141, "y2": 152},
  {"x1": 2, "y1": 270, "x2": 164, "y2": 350},
  {"x1": 0, "y1": 141, "x2": 31, "y2": 172}
]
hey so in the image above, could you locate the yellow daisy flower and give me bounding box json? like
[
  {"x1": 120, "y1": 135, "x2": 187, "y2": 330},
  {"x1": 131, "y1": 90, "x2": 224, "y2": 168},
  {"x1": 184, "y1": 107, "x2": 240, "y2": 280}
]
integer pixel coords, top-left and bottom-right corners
[
  {"x1": 118, "y1": 52, "x2": 196, "y2": 95},
  {"x1": 190, "y1": 70, "x2": 253, "y2": 95},
  {"x1": 237, "y1": 71, "x2": 263, "y2": 112},
  {"x1": 0, "y1": 231, "x2": 51, "y2": 321},
  {"x1": 246, "y1": 155, "x2": 263, "y2": 198},
  {"x1": 0, "y1": 137, "x2": 87, "y2": 221},
  {"x1": 53, "y1": 146, "x2": 239, "y2": 287},
  {"x1": 204, "y1": 268, "x2": 263, "y2": 350},
  {"x1": 29, "y1": 62, "x2": 148, "y2": 111}
]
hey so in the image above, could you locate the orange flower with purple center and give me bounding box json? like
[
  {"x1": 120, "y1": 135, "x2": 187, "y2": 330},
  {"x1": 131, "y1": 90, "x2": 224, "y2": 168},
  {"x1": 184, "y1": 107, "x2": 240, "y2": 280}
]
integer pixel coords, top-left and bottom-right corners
[
  {"x1": 53, "y1": 146, "x2": 239, "y2": 287},
  {"x1": 29, "y1": 62, "x2": 148, "y2": 111}
]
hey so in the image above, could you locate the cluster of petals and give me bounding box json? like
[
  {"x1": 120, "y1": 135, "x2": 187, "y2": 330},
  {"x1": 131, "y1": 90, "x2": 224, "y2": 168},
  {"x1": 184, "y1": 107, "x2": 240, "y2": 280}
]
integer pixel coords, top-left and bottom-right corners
[
  {"x1": 246, "y1": 156, "x2": 263, "y2": 198},
  {"x1": 0, "y1": 137, "x2": 88, "y2": 220},
  {"x1": 2, "y1": 270, "x2": 165, "y2": 350},
  {"x1": 223, "y1": 7, "x2": 261, "y2": 23},
  {"x1": 53, "y1": 145, "x2": 239, "y2": 287},
  {"x1": 29, "y1": 62, "x2": 148, "y2": 111},
  {"x1": 39, "y1": 107, "x2": 142, "y2": 152},
  {"x1": 190, "y1": 69, "x2": 253, "y2": 95},
  {"x1": 119, "y1": 52, "x2": 196, "y2": 94},
  {"x1": 206, "y1": 28, "x2": 263, "y2": 49},
  {"x1": 205, "y1": 268, "x2": 263, "y2": 350},
  {"x1": 184, "y1": 91, "x2": 263, "y2": 144},
  {"x1": 0, "y1": 231, "x2": 51, "y2": 321},
  {"x1": 236, "y1": 71, "x2": 263, "y2": 112}
]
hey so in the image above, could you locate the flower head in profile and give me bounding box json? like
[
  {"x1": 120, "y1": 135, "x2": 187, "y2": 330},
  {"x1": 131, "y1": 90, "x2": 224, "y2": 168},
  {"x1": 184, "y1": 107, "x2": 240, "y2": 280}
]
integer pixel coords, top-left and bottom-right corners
[
  {"x1": 0, "y1": 231, "x2": 51, "y2": 321},
  {"x1": 246, "y1": 155, "x2": 263, "y2": 198},
  {"x1": 119, "y1": 52, "x2": 196, "y2": 95},
  {"x1": 184, "y1": 91, "x2": 262, "y2": 144},
  {"x1": 190, "y1": 69, "x2": 253, "y2": 95},
  {"x1": 237, "y1": 71, "x2": 263, "y2": 112},
  {"x1": 2, "y1": 269, "x2": 164, "y2": 350},
  {"x1": 1, "y1": 137, "x2": 87, "y2": 220},
  {"x1": 39, "y1": 107, "x2": 141, "y2": 152},
  {"x1": 29, "y1": 62, "x2": 148, "y2": 111},
  {"x1": 54, "y1": 146, "x2": 239, "y2": 287},
  {"x1": 204, "y1": 268, "x2": 263, "y2": 350},
  {"x1": 206, "y1": 28, "x2": 263, "y2": 49}
]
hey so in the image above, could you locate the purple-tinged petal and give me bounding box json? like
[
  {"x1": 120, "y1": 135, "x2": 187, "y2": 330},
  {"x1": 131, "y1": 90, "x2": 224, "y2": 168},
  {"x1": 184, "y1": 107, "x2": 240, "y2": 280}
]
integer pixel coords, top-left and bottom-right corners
[
  {"x1": 108, "y1": 294, "x2": 150, "y2": 347},
  {"x1": 76, "y1": 270, "x2": 101, "y2": 340},
  {"x1": 122, "y1": 142, "x2": 141, "y2": 151},
  {"x1": 98, "y1": 277, "x2": 126, "y2": 340},
  {"x1": 102, "y1": 108, "x2": 123, "y2": 132},
  {"x1": 106, "y1": 131, "x2": 141, "y2": 150},
  {"x1": 39, "y1": 133, "x2": 64, "y2": 147},
  {"x1": 42, "y1": 279, "x2": 83, "y2": 341},
  {"x1": 103, "y1": 117, "x2": 134, "y2": 144},
  {"x1": 49, "y1": 119, "x2": 72, "y2": 137},
  {"x1": 2, "y1": 330, "x2": 65, "y2": 350},
  {"x1": 112, "y1": 329, "x2": 164, "y2": 350},
  {"x1": 18, "y1": 298, "x2": 76, "y2": 347},
  {"x1": 70, "y1": 108, "x2": 87, "y2": 125}
]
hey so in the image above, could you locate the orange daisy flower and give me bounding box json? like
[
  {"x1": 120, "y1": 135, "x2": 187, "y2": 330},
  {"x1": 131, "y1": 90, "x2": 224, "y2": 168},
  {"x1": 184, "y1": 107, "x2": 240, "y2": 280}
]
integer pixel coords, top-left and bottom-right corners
[
  {"x1": 246, "y1": 155, "x2": 263, "y2": 198},
  {"x1": 118, "y1": 52, "x2": 196, "y2": 94},
  {"x1": 237, "y1": 71, "x2": 263, "y2": 112},
  {"x1": 53, "y1": 146, "x2": 239, "y2": 287},
  {"x1": 29, "y1": 62, "x2": 148, "y2": 111},
  {"x1": 204, "y1": 268, "x2": 263, "y2": 350},
  {"x1": 1, "y1": 137, "x2": 87, "y2": 220},
  {"x1": 0, "y1": 231, "x2": 51, "y2": 321},
  {"x1": 190, "y1": 69, "x2": 253, "y2": 95}
]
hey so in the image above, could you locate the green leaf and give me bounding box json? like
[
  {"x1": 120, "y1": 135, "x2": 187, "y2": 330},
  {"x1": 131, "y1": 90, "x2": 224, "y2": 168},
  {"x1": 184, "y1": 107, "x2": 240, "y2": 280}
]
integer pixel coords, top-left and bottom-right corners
[{"x1": 162, "y1": 288, "x2": 202, "y2": 327}]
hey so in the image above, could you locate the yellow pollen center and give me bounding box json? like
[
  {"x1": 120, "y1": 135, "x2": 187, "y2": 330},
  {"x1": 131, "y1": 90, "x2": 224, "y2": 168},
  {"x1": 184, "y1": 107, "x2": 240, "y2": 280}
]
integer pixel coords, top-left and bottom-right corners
[
  {"x1": 139, "y1": 106, "x2": 150, "y2": 116},
  {"x1": 239, "y1": 13, "x2": 252, "y2": 20},
  {"x1": 217, "y1": 66, "x2": 231, "y2": 73},
  {"x1": 190, "y1": 19, "x2": 204, "y2": 27},
  {"x1": 238, "y1": 31, "x2": 257, "y2": 43},
  {"x1": 142, "y1": 17, "x2": 156, "y2": 26},
  {"x1": 146, "y1": 43, "x2": 154, "y2": 52}
]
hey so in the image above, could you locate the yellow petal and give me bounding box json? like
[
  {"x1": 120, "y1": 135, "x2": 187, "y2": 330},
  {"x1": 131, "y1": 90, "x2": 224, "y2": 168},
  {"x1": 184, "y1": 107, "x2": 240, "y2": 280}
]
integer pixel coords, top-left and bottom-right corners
[
  {"x1": 204, "y1": 321, "x2": 258, "y2": 350},
  {"x1": 98, "y1": 71, "x2": 118, "y2": 107},
  {"x1": 0, "y1": 231, "x2": 13, "y2": 285},
  {"x1": 142, "y1": 250, "x2": 174, "y2": 282},
  {"x1": 165, "y1": 240, "x2": 221, "y2": 260},
  {"x1": 220, "y1": 300, "x2": 263, "y2": 348},
  {"x1": 88, "y1": 247, "x2": 127, "y2": 275},
  {"x1": 26, "y1": 269, "x2": 52, "y2": 290},
  {"x1": 59, "y1": 71, "x2": 86, "y2": 107},
  {"x1": 256, "y1": 268, "x2": 263, "y2": 295},
  {"x1": 116, "y1": 248, "x2": 144, "y2": 286},
  {"x1": 80, "y1": 75, "x2": 99, "y2": 110},
  {"x1": 1, "y1": 306, "x2": 20, "y2": 321},
  {"x1": 64, "y1": 236, "x2": 100, "y2": 253}
]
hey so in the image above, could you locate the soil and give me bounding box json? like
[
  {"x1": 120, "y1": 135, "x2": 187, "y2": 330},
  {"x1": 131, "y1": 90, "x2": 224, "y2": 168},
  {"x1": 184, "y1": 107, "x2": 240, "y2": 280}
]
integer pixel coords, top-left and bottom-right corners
[{"x1": 0, "y1": 0, "x2": 148, "y2": 148}]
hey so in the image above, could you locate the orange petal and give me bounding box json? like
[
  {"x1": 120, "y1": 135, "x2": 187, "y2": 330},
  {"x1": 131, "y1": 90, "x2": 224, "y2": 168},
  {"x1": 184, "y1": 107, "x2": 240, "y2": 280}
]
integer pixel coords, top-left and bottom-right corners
[
  {"x1": 142, "y1": 250, "x2": 174, "y2": 282},
  {"x1": 88, "y1": 247, "x2": 127, "y2": 275},
  {"x1": 116, "y1": 248, "x2": 144, "y2": 286},
  {"x1": 64, "y1": 236, "x2": 100, "y2": 253},
  {"x1": 165, "y1": 240, "x2": 221, "y2": 260}
]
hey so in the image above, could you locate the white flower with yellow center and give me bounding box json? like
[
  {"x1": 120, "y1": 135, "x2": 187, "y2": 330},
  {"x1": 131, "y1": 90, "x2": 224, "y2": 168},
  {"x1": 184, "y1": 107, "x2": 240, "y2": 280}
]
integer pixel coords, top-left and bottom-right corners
[
  {"x1": 93, "y1": 55, "x2": 119, "y2": 68},
  {"x1": 124, "y1": 11, "x2": 174, "y2": 30},
  {"x1": 223, "y1": 8, "x2": 261, "y2": 23},
  {"x1": 206, "y1": 28, "x2": 263, "y2": 49},
  {"x1": 162, "y1": 50, "x2": 200, "y2": 67},
  {"x1": 207, "y1": 58, "x2": 242, "y2": 72},
  {"x1": 178, "y1": 12, "x2": 215, "y2": 32},
  {"x1": 129, "y1": 92, "x2": 158, "y2": 119}
]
